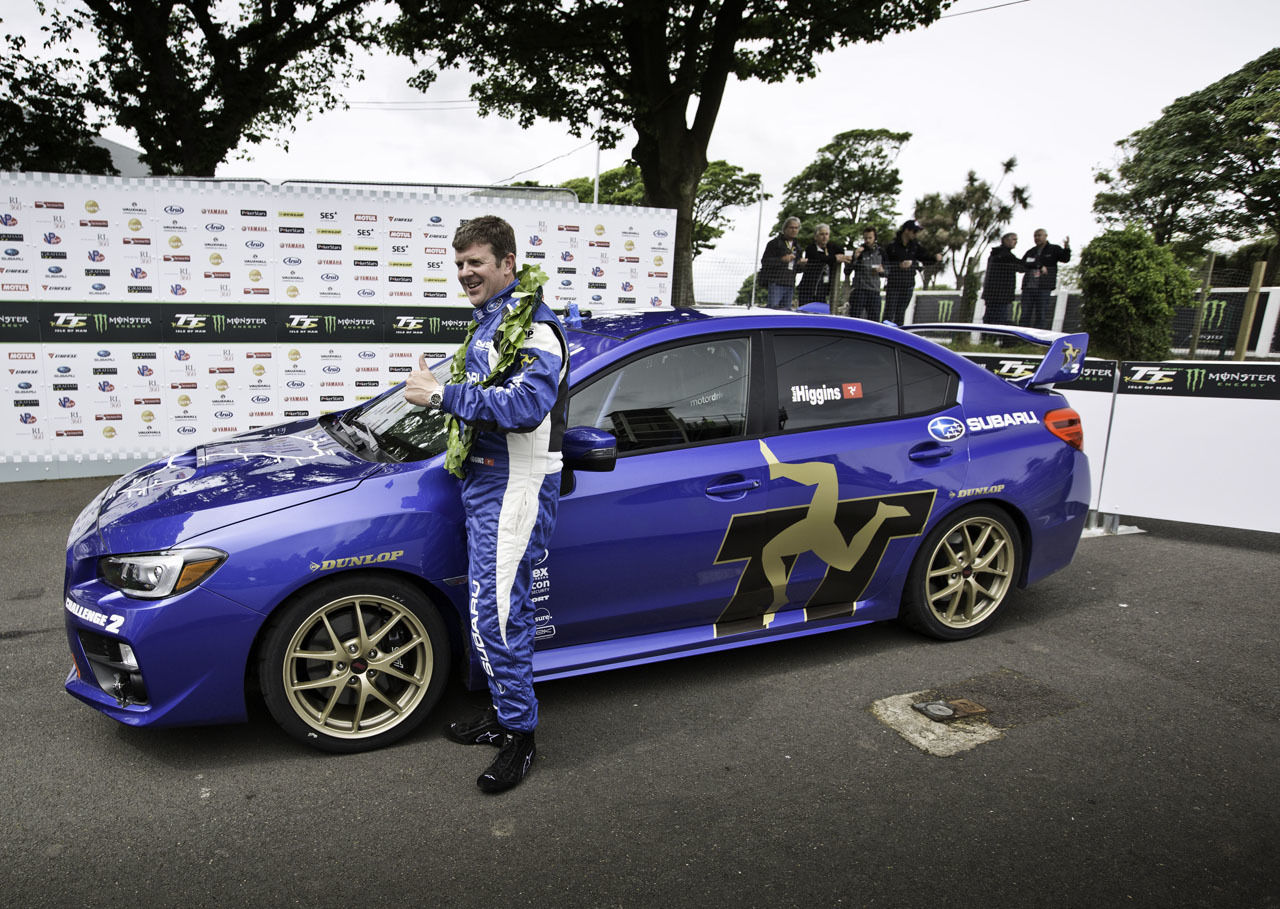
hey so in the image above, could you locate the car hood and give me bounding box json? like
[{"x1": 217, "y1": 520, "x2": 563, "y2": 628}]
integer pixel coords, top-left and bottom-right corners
[{"x1": 88, "y1": 421, "x2": 381, "y2": 555}]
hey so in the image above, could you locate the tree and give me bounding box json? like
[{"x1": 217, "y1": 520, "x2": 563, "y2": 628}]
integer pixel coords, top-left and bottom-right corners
[
  {"x1": 0, "y1": 25, "x2": 115, "y2": 173},
  {"x1": 771, "y1": 128, "x2": 909, "y2": 246},
  {"x1": 387, "y1": 0, "x2": 952, "y2": 307},
  {"x1": 1078, "y1": 227, "x2": 1196, "y2": 360},
  {"x1": 1093, "y1": 47, "x2": 1280, "y2": 282},
  {"x1": 913, "y1": 159, "x2": 1030, "y2": 306},
  {"x1": 32, "y1": 0, "x2": 381, "y2": 175}
]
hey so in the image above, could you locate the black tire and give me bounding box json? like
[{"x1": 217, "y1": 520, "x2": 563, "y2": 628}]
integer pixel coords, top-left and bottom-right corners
[
  {"x1": 900, "y1": 504, "x2": 1022, "y2": 640},
  {"x1": 258, "y1": 574, "x2": 450, "y2": 753}
]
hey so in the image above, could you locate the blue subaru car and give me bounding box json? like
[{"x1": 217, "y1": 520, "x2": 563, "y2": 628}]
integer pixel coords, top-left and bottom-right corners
[{"x1": 63, "y1": 310, "x2": 1090, "y2": 752}]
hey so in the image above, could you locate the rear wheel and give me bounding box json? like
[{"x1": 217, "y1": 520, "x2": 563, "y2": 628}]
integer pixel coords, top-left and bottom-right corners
[
  {"x1": 901, "y1": 505, "x2": 1021, "y2": 640},
  {"x1": 259, "y1": 575, "x2": 450, "y2": 753}
]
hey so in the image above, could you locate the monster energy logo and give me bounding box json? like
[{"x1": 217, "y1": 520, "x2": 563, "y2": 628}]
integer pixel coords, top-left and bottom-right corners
[
  {"x1": 1202, "y1": 300, "x2": 1228, "y2": 330},
  {"x1": 92, "y1": 313, "x2": 107, "y2": 332},
  {"x1": 211, "y1": 314, "x2": 226, "y2": 333},
  {"x1": 1184, "y1": 368, "x2": 1207, "y2": 393},
  {"x1": 1011, "y1": 300, "x2": 1022, "y2": 323},
  {"x1": 323, "y1": 315, "x2": 337, "y2": 334},
  {"x1": 428, "y1": 316, "x2": 442, "y2": 334},
  {"x1": 936, "y1": 299, "x2": 954, "y2": 321}
]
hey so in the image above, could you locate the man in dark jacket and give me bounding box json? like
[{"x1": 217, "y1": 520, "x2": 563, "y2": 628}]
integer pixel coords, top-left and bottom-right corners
[
  {"x1": 845, "y1": 226, "x2": 884, "y2": 320},
  {"x1": 758, "y1": 217, "x2": 802, "y2": 309},
  {"x1": 796, "y1": 223, "x2": 849, "y2": 309},
  {"x1": 882, "y1": 219, "x2": 941, "y2": 324},
  {"x1": 1019, "y1": 229, "x2": 1070, "y2": 330},
  {"x1": 981, "y1": 232, "x2": 1024, "y2": 325}
]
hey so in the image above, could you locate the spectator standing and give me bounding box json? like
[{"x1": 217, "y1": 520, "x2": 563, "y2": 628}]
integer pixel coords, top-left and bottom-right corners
[
  {"x1": 796, "y1": 224, "x2": 849, "y2": 309},
  {"x1": 981, "y1": 232, "x2": 1024, "y2": 325},
  {"x1": 845, "y1": 226, "x2": 885, "y2": 320},
  {"x1": 1019, "y1": 229, "x2": 1071, "y2": 330},
  {"x1": 882, "y1": 219, "x2": 941, "y2": 324},
  {"x1": 758, "y1": 217, "x2": 803, "y2": 309}
]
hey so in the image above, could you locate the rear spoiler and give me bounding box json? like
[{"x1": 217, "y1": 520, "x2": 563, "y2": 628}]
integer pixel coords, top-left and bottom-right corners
[{"x1": 904, "y1": 323, "x2": 1089, "y2": 389}]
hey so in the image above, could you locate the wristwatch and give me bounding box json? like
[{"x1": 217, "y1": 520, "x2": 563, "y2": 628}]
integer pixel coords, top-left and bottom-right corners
[{"x1": 427, "y1": 390, "x2": 443, "y2": 408}]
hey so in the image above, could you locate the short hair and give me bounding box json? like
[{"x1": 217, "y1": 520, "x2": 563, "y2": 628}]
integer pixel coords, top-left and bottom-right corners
[
  {"x1": 863, "y1": 226, "x2": 877, "y2": 236},
  {"x1": 453, "y1": 215, "x2": 516, "y2": 261},
  {"x1": 783, "y1": 216, "x2": 801, "y2": 229},
  {"x1": 814, "y1": 223, "x2": 830, "y2": 233},
  {"x1": 1002, "y1": 231, "x2": 1017, "y2": 242}
]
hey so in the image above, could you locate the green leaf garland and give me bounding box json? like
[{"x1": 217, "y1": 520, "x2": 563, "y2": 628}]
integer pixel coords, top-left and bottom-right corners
[{"x1": 443, "y1": 264, "x2": 549, "y2": 478}]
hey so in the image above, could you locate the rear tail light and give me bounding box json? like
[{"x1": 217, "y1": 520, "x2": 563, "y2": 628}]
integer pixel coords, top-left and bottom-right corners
[{"x1": 1044, "y1": 408, "x2": 1083, "y2": 450}]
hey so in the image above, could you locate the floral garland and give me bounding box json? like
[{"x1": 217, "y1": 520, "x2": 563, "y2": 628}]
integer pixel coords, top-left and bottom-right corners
[{"x1": 443, "y1": 264, "x2": 550, "y2": 478}]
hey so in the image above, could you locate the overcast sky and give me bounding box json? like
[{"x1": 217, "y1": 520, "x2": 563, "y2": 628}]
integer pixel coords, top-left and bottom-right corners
[{"x1": 10, "y1": 0, "x2": 1280, "y2": 282}]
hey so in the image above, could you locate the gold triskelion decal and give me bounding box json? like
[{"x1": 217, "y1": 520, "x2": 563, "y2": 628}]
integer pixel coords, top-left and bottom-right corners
[{"x1": 712, "y1": 441, "x2": 935, "y2": 638}]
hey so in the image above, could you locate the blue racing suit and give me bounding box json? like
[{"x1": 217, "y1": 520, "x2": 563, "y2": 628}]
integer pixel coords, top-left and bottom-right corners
[{"x1": 441, "y1": 280, "x2": 568, "y2": 734}]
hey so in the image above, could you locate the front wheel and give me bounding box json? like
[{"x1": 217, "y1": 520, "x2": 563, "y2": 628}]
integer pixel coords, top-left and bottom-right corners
[
  {"x1": 258, "y1": 574, "x2": 450, "y2": 753},
  {"x1": 900, "y1": 505, "x2": 1022, "y2": 640}
]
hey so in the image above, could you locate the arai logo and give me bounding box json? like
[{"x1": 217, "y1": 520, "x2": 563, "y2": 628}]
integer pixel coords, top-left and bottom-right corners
[
  {"x1": 322, "y1": 365, "x2": 340, "y2": 374},
  {"x1": 321, "y1": 272, "x2": 339, "y2": 282},
  {"x1": 358, "y1": 289, "x2": 374, "y2": 297},
  {"x1": 177, "y1": 425, "x2": 196, "y2": 435},
  {"x1": 245, "y1": 240, "x2": 264, "y2": 249},
  {"x1": 286, "y1": 380, "x2": 305, "y2": 388},
  {"x1": 283, "y1": 256, "x2": 302, "y2": 266},
  {"x1": 927, "y1": 416, "x2": 965, "y2": 442},
  {"x1": 214, "y1": 410, "x2": 233, "y2": 419},
  {"x1": 358, "y1": 350, "x2": 376, "y2": 359}
]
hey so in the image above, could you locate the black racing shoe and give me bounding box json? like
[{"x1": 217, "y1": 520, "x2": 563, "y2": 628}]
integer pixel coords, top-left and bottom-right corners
[
  {"x1": 445, "y1": 706, "x2": 504, "y2": 746},
  {"x1": 477, "y1": 730, "x2": 536, "y2": 794}
]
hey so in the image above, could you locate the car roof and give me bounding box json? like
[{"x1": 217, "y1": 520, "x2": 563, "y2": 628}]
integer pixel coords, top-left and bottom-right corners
[{"x1": 565, "y1": 307, "x2": 957, "y2": 370}]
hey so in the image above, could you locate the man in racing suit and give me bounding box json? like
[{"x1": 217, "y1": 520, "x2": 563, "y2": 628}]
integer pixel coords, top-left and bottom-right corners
[{"x1": 404, "y1": 215, "x2": 568, "y2": 793}]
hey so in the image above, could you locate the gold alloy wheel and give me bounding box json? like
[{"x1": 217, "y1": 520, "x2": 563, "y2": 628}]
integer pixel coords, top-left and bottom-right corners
[
  {"x1": 280, "y1": 593, "x2": 435, "y2": 740},
  {"x1": 922, "y1": 516, "x2": 1015, "y2": 629}
]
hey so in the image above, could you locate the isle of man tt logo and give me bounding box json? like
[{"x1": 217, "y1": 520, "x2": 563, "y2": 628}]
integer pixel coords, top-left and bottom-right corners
[{"x1": 713, "y1": 441, "x2": 935, "y2": 637}]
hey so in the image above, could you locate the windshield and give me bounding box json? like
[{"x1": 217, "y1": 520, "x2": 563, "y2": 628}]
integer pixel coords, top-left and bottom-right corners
[{"x1": 326, "y1": 357, "x2": 454, "y2": 463}]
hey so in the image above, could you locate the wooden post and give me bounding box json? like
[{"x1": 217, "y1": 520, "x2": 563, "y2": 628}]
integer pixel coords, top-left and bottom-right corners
[
  {"x1": 1233, "y1": 260, "x2": 1266, "y2": 361},
  {"x1": 1188, "y1": 252, "x2": 1214, "y2": 359}
]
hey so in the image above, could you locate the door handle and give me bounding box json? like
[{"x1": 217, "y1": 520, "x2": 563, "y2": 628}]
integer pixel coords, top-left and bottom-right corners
[
  {"x1": 908, "y1": 443, "x2": 953, "y2": 462},
  {"x1": 706, "y1": 478, "x2": 760, "y2": 497}
]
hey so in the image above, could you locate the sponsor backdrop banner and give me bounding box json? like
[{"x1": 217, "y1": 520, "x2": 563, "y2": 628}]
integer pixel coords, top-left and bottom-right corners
[
  {"x1": 1099, "y1": 361, "x2": 1280, "y2": 533},
  {"x1": 1, "y1": 172, "x2": 676, "y2": 477}
]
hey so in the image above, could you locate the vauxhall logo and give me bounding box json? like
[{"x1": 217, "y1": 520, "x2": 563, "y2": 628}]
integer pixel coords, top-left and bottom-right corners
[{"x1": 712, "y1": 441, "x2": 935, "y2": 638}]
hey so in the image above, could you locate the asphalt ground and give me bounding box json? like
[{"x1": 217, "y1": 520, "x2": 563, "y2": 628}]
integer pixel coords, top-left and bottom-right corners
[{"x1": 0, "y1": 475, "x2": 1276, "y2": 909}]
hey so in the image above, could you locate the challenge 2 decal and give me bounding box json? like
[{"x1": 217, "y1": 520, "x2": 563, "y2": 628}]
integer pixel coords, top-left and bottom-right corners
[{"x1": 713, "y1": 441, "x2": 935, "y2": 637}]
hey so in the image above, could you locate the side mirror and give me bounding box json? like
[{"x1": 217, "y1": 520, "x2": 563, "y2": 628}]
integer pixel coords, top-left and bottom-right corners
[{"x1": 562, "y1": 425, "x2": 617, "y2": 472}]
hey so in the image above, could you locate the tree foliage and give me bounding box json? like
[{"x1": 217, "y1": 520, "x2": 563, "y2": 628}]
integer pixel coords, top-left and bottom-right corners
[
  {"x1": 771, "y1": 128, "x2": 909, "y2": 246},
  {"x1": 29, "y1": 0, "x2": 381, "y2": 176},
  {"x1": 1078, "y1": 226, "x2": 1196, "y2": 360},
  {"x1": 1093, "y1": 47, "x2": 1280, "y2": 281},
  {"x1": 914, "y1": 158, "x2": 1029, "y2": 299},
  {"x1": 0, "y1": 23, "x2": 115, "y2": 174},
  {"x1": 387, "y1": 0, "x2": 952, "y2": 306}
]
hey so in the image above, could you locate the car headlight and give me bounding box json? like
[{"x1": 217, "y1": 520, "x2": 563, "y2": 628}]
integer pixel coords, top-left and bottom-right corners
[{"x1": 98, "y1": 548, "x2": 227, "y2": 599}]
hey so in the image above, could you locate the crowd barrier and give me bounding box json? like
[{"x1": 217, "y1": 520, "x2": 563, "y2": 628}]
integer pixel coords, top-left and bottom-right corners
[{"x1": 965, "y1": 353, "x2": 1279, "y2": 534}]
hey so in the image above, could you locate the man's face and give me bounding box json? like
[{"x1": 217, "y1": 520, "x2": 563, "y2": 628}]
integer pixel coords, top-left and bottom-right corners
[
  {"x1": 1004, "y1": 234, "x2": 1018, "y2": 248},
  {"x1": 783, "y1": 221, "x2": 800, "y2": 239},
  {"x1": 903, "y1": 228, "x2": 917, "y2": 241},
  {"x1": 815, "y1": 227, "x2": 830, "y2": 244},
  {"x1": 1034, "y1": 230, "x2": 1047, "y2": 246},
  {"x1": 455, "y1": 242, "x2": 515, "y2": 308},
  {"x1": 863, "y1": 230, "x2": 876, "y2": 247}
]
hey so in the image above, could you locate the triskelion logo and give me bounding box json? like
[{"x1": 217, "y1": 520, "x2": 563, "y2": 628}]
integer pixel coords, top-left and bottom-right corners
[{"x1": 713, "y1": 441, "x2": 934, "y2": 638}]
